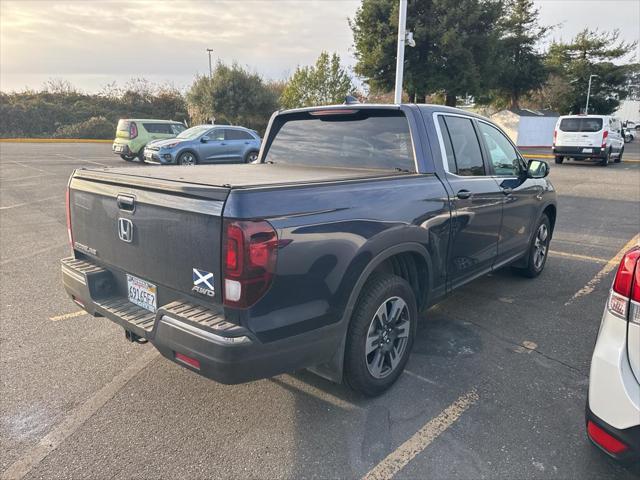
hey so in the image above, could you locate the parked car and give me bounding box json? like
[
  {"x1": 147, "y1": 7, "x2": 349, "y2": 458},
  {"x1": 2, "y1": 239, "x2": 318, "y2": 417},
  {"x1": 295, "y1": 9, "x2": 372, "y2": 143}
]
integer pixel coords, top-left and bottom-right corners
[
  {"x1": 61, "y1": 104, "x2": 557, "y2": 396},
  {"x1": 586, "y1": 246, "x2": 640, "y2": 465},
  {"x1": 143, "y1": 125, "x2": 261, "y2": 165},
  {"x1": 624, "y1": 128, "x2": 635, "y2": 143},
  {"x1": 553, "y1": 115, "x2": 625, "y2": 166},
  {"x1": 112, "y1": 119, "x2": 186, "y2": 161}
]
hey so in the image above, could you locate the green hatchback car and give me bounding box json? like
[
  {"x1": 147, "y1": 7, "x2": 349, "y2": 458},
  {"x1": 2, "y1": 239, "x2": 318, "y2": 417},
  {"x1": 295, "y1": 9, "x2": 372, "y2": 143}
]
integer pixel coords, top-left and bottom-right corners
[{"x1": 112, "y1": 119, "x2": 186, "y2": 161}]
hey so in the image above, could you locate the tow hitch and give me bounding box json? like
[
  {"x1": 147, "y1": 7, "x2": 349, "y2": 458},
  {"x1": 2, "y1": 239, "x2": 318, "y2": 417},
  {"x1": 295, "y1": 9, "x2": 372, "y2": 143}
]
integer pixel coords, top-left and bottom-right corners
[{"x1": 124, "y1": 330, "x2": 148, "y2": 344}]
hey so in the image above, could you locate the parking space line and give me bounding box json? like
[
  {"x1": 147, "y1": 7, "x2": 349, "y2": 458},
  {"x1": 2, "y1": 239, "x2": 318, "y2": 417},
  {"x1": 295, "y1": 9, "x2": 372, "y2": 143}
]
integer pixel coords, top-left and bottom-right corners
[
  {"x1": 9, "y1": 161, "x2": 52, "y2": 175},
  {"x1": 0, "y1": 348, "x2": 159, "y2": 480},
  {"x1": 49, "y1": 310, "x2": 87, "y2": 322},
  {"x1": 549, "y1": 250, "x2": 608, "y2": 263},
  {"x1": 404, "y1": 369, "x2": 438, "y2": 385},
  {"x1": 0, "y1": 195, "x2": 61, "y2": 211},
  {"x1": 362, "y1": 388, "x2": 479, "y2": 480},
  {"x1": 565, "y1": 234, "x2": 640, "y2": 305},
  {"x1": 55, "y1": 153, "x2": 107, "y2": 167}
]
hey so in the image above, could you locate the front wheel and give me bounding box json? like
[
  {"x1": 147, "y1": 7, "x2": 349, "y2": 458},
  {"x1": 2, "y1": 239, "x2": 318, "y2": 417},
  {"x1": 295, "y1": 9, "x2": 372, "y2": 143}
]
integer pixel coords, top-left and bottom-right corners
[
  {"x1": 514, "y1": 214, "x2": 551, "y2": 278},
  {"x1": 244, "y1": 150, "x2": 259, "y2": 163},
  {"x1": 344, "y1": 273, "x2": 417, "y2": 396},
  {"x1": 178, "y1": 152, "x2": 197, "y2": 166}
]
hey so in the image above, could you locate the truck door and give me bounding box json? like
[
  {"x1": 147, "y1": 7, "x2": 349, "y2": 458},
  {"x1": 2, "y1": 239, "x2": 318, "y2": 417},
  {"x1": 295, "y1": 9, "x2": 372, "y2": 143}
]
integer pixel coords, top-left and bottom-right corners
[
  {"x1": 476, "y1": 120, "x2": 541, "y2": 264},
  {"x1": 436, "y1": 115, "x2": 503, "y2": 289}
]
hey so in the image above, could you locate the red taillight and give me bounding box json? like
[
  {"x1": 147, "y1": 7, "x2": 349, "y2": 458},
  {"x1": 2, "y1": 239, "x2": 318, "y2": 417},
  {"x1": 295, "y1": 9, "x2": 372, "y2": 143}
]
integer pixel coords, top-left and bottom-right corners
[
  {"x1": 587, "y1": 420, "x2": 628, "y2": 455},
  {"x1": 608, "y1": 246, "x2": 640, "y2": 319},
  {"x1": 601, "y1": 130, "x2": 608, "y2": 148},
  {"x1": 130, "y1": 121, "x2": 138, "y2": 139},
  {"x1": 553, "y1": 130, "x2": 557, "y2": 146},
  {"x1": 223, "y1": 219, "x2": 279, "y2": 308},
  {"x1": 65, "y1": 184, "x2": 73, "y2": 248}
]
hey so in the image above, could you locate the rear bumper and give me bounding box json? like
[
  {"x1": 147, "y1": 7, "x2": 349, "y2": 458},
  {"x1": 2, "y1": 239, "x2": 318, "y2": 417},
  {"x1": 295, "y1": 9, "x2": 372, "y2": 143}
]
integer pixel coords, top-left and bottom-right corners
[
  {"x1": 112, "y1": 143, "x2": 132, "y2": 156},
  {"x1": 586, "y1": 403, "x2": 640, "y2": 465},
  {"x1": 553, "y1": 146, "x2": 606, "y2": 159},
  {"x1": 61, "y1": 256, "x2": 340, "y2": 384}
]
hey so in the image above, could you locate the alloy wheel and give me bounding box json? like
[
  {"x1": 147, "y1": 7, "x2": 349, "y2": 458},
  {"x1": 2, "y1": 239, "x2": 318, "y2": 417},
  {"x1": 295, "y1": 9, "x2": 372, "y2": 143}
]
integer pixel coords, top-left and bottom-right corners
[
  {"x1": 533, "y1": 223, "x2": 549, "y2": 270},
  {"x1": 365, "y1": 296, "x2": 411, "y2": 379},
  {"x1": 180, "y1": 153, "x2": 195, "y2": 165}
]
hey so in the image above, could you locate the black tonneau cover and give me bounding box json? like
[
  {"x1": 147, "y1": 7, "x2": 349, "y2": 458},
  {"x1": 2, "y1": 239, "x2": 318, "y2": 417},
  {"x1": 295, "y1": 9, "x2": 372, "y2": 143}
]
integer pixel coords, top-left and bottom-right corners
[{"x1": 75, "y1": 163, "x2": 407, "y2": 194}]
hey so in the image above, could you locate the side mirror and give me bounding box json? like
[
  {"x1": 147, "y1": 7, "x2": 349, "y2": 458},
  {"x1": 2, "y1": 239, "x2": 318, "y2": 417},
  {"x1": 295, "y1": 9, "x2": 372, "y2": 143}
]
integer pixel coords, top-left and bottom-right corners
[
  {"x1": 200, "y1": 136, "x2": 209, "y2": 143},
  {"x1": 527, "y1": 159, "x2": 549, "y2": 179}
]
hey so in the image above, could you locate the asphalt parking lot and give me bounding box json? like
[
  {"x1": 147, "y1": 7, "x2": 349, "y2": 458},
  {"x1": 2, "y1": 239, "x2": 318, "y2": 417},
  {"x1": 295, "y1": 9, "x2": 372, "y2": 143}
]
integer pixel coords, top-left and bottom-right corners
[{"x1": 1, "y1": 141, "x2": 639, "y2": 479}]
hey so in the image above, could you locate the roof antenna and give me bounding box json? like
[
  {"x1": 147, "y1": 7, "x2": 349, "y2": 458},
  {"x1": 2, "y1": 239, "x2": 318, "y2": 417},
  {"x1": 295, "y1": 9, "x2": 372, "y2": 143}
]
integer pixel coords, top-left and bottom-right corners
[{"x1": 344, "y1": 95, "x2": 360, "y2": 105}]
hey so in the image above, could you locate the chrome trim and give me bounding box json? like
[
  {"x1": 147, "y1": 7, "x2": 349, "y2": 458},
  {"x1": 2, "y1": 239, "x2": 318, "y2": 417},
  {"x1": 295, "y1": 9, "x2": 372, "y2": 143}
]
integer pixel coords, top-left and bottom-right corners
[{"x1": 160, "y1": 315, "x2": 251, "y2": 346}]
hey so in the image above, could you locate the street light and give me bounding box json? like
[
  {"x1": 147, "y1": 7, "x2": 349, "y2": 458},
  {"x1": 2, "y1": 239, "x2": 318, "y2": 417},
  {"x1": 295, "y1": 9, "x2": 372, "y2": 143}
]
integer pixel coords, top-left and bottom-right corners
[
  {"x1": 206, "y1": 48, "x2": 214, "y2": 78},
  {"x1": 393, "y1": 1, "x2": 416, "y2": 104},
  {"x1": 585, "y1": 74, "x2": 599, "y2": 114}
]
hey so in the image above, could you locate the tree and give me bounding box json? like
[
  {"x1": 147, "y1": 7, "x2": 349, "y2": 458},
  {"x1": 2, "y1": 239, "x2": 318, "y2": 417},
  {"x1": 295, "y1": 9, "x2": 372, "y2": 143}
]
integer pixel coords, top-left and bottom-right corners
[
  {"x1": 186, "y1": 62, "x2": 279, "y2": 133},
  {"x1": 351, "y1": 0, "x2": 503, "y2": 106},
  {"x1": 494, "y1": 0, "x2": 549, "y2": 108},
  {"x1": 544, "y1": 29, "x2": 638, "y2": 114},
  {"x1": 280, "y1": 52, "x2": 354, "y2": 109}
]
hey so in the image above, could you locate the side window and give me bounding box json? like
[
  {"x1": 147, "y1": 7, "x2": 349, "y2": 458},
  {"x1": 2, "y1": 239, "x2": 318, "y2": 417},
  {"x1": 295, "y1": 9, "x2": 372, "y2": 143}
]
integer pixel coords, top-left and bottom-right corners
[
  {"x1": 143, "y1": 123, "x2": 173, "y2": 134},
  {"x1": 442, "y1": 116, "x2": 485, "y2": 176},
  {"x1": 225, "y1": 129, "x2": 253, "y2": 141},
  {"x1": 437, "y1": 116, "x2": 457, "y2": 173},
  {"x1": 208, "y1": 129, "x2": 225, "y2": 141},
  {"x1": 478, "y1": 122, "x2": 521, "y2": 176}
]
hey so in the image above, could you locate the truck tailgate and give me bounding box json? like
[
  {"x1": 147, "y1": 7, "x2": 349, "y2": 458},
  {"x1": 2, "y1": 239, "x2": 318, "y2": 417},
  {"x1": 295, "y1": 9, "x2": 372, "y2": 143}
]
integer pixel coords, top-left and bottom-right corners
[{"x1": 69, "y1": 169, "x2": 229, "y2": 305}]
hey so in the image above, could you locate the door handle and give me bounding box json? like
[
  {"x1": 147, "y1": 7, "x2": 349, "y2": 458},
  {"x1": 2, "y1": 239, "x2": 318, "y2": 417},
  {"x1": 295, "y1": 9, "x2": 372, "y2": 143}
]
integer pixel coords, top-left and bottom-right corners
[
  {"x1": 456, "y1": 190, "x2": 472, "y2": 200},
  {"x1": 501, "y1": 187, "x2": 514, "y2": 195}
]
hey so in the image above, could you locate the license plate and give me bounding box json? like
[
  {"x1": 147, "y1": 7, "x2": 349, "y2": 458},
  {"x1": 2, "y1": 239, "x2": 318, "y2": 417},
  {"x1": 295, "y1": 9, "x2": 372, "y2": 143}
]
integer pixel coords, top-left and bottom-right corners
[
  {"x1": 582, "y1": 148, "x2": 593, "y2": 153},
  {"x1": 127, "y1": 274, "x2": 157, "y2": 312},
  {"x1": 114, "y1": 145, "x2": 123, "y2": 152}
]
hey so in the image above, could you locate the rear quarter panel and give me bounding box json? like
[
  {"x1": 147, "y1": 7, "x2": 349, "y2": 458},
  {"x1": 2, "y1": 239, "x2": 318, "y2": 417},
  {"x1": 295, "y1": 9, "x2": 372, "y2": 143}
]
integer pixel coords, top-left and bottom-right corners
[{"x1": 224, "y1": 175, "x2": 451, "y2": 342}]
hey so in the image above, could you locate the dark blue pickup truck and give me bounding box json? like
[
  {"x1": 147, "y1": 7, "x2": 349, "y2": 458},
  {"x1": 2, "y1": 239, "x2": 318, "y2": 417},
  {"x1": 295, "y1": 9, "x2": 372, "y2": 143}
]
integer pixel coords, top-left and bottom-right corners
[{"x1": 62, "y1": 104, "x2": 556, "y2": 396}]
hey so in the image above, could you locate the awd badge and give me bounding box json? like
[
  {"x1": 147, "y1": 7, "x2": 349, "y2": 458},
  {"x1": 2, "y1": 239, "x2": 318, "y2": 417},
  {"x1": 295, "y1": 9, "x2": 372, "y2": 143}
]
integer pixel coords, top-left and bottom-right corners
[{"x1": 192, "y1": 268, "x2": 215, "y2": 297}]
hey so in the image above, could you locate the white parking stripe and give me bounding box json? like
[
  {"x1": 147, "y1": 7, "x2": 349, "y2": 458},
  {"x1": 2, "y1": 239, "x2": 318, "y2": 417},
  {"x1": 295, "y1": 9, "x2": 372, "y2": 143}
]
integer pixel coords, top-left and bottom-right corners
[
  {"x1": 0, "y1": 195, "x2": 61, "y2": 210},
  {"x1": 565, "y1": 234, "x2": 640, "y2": 305},
  {"x1": 0, "y1": 348, "x2": 159, "y2": 480},
  {"x1": 549, "y1": 250, "x2": 608, "y2": 264},
  {"x1": 362, "y1": 389, "x2": 479, "y2": 480},
  {"x1": 55, "y1": 153, "x2": 107, "y2": 167}
]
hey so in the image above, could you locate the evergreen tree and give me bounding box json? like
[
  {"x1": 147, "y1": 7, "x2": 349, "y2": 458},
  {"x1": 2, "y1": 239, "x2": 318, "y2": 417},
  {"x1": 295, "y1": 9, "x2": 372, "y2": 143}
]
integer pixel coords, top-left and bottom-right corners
[
  {"x1": 351, "y1": 0, "x2": 503, "y2": 106},
  {"x1": 494, "y1": 0, "x2": 549, "y2": 108},
  {"x1": 280, "y1": 52, "x2": 353, "y2": 109}
]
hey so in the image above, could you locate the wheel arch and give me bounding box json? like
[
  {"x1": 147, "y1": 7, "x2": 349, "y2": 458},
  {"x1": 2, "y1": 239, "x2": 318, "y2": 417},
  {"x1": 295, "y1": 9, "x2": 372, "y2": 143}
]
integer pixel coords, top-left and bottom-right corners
[{"x1": 308, "y1": 242, "x2": 433, "y2": 383}]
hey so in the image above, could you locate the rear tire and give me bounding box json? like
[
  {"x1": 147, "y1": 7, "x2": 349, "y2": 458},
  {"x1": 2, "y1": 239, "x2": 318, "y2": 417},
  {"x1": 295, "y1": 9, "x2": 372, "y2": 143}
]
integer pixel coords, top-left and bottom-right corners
[
  {"x1": 344, "y1": 273, "x2": 417, "y2": 397},
  {"x1": 600, "y1": 150, "x2": 610, "y2": 167},
  {"x1": 514, "y1": 214, "x2": 551, "y2": 278},
  {"x1": 120, "y1": 154, "x2": 134, "y2": 162},
  {"x1": 554, "y1": 156, "x2": 564, "y2": 164}
]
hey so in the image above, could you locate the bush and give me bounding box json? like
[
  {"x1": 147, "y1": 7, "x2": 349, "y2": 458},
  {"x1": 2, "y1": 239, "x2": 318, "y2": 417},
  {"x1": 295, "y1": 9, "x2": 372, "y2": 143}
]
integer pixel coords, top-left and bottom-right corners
[{"x1": 54, "y1": 116, "x2": 115, "y2": 139}]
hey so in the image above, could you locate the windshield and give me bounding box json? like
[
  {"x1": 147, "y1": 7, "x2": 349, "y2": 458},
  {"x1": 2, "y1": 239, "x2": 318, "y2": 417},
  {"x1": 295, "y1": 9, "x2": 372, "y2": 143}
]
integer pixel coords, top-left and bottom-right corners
[
  {"x1": 263, "y1": 110, "x2": 415, "y2": 171},
  {"x1": 559, "y1": 118, "x2": 603, "y2": 132},
  {"x1": 177, "y1": 125, "x2": 210, "y2": 140}
]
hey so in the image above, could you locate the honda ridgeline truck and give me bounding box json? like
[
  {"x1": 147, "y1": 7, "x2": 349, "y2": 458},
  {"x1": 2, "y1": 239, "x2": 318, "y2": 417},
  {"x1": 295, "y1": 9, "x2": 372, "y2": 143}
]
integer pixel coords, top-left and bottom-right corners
[{"x1": 62, "y1": 104, "x2": 557, "y2": 396}]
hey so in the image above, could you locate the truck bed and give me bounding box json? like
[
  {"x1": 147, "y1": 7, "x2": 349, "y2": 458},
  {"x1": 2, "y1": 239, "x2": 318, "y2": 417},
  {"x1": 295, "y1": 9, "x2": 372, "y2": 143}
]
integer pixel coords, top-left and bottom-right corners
[{"x1": 75, "y1": 163, "x2": 409, "y2": 193}]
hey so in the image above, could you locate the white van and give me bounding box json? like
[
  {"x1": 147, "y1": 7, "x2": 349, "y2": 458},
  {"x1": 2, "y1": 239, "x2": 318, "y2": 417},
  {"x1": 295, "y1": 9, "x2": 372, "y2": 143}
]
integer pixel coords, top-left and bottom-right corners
[{"x1": 552, "y1": 115, "x2": 625, "y2": 166}]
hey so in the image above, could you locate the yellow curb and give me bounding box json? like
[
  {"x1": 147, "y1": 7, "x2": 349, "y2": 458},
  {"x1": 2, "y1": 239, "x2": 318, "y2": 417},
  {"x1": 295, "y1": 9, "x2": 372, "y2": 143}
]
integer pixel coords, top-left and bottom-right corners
[
  {"x1": 0, "y1": 138, "x2": 112, "y2": 143},
  {"x1": 522, "y1": 154, "x2": 554, "y2": 159}
]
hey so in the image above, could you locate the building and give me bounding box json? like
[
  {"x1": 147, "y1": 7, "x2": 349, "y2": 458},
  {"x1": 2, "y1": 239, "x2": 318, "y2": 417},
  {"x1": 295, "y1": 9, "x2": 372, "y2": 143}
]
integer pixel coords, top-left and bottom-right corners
[
  {"x1": 490, "y1": 108, "x2": 560, "y2": 147},
  {"x1": 615, "y1": 100, "x2": 640, "y2": 124}
]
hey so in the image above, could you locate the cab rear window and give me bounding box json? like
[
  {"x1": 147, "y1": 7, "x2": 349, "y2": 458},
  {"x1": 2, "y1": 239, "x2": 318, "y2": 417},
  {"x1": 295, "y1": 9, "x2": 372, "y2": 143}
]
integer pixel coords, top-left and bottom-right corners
[
  {"x1": 559, "y1": 118, "x2": 603, "y2": 132},
  {"x1": 263, "y1": 110, "x2": 415, "y2": 171}
]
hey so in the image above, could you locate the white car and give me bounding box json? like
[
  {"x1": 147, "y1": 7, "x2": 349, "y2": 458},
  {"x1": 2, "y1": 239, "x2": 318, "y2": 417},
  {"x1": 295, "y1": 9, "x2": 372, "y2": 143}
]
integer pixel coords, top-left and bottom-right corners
[
  {"x1": 553, "y1": 115, "x2": 625, "y2": 166},
  {"x1": 587, "y1": 246, "x2": 640, "y2": 464}
]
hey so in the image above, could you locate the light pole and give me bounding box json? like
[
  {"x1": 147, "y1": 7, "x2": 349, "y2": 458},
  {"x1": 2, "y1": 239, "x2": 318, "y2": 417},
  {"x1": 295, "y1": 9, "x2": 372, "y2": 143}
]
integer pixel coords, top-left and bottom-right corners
[
  {"x1": 394, "y1": 0, "x2": 408, "y2": 104},
  {"x1": 585, "y1": 74, "x2": 599, "y2": 114},
  {"x1": 206, "y1": 48, "x2": 214, "y2": 78}
]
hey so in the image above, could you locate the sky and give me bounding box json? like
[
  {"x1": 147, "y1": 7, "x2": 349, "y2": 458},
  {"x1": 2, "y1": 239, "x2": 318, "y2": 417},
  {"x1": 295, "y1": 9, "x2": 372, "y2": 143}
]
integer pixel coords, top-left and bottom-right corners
[{"x1": 1, "y1": 0, "x2": 639, "y2": 93}]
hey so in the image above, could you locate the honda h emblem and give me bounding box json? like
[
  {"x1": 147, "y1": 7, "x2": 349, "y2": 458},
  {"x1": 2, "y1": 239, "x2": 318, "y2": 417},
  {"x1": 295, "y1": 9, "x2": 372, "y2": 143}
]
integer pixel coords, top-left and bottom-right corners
[{"x1": 117, "y1": 218, "x2": 133, "y2": 243}]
